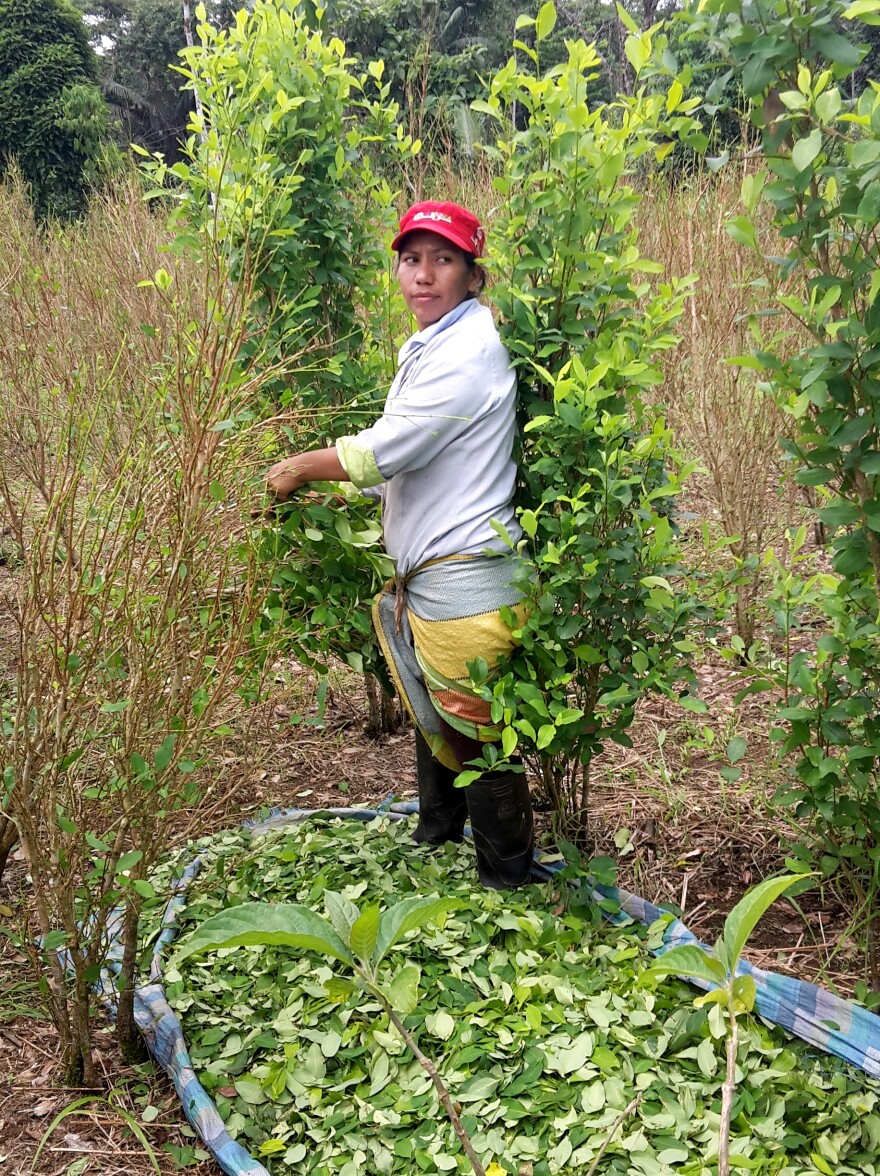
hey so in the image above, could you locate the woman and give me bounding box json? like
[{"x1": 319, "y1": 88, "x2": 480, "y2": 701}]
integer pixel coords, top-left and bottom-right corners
[{"x1": 267, "y1": 200, "x2": 534, "y2": 889}]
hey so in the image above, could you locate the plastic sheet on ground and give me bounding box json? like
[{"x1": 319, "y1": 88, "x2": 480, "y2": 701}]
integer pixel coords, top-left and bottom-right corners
[{"x1": 129, "y1": 804, "x2": 880, "y2": 1176}]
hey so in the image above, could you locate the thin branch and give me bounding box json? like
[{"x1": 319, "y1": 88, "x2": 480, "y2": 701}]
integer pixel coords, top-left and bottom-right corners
[
  {"x1": 384, "y1": 1004, "x2": 487, "y2": 1176},
  {"x1": 584, "y1": 1092, "x2": 645, "y2": 1176}
]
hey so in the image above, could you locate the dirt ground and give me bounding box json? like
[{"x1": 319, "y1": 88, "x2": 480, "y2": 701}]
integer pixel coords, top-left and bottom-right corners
[{"x1": 0, "y1": 642, "x2": 865, "y2": 1175}]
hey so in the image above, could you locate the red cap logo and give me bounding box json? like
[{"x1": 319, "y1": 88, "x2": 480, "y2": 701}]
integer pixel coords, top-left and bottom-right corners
[{"x1": 392, "y1": 201, "x2": 486, "y2": 257}]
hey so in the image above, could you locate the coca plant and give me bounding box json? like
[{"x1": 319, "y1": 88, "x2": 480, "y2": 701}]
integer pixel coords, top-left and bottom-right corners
[
  {"x1": 144, "y1": 1, "x2": 415, "y2": 723},
  {"x1": 687, "y1": 0, "x2": 880, "y2": 981},
  {"x1": 465, "y1": 6, "x2": 708, "y2": 833}
]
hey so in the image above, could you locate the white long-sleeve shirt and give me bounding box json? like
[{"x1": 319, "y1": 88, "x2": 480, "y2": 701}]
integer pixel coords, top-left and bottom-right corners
[{"x1": 337, "y1": 299, "x2": 522, "y2": 577}]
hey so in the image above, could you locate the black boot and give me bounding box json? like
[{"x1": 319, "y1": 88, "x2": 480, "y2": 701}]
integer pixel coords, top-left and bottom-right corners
[
  {"x1": 465, "y1": 765, "x2": 535, "y2": 889},
  {"x1": 412, "y1": 731, "x2": 468, "y2": 845}
]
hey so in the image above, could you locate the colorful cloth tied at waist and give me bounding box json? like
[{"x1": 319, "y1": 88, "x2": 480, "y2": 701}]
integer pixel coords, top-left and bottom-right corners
[{"x1": 373, "y1": 554, "x2": 528, "y2": 771}]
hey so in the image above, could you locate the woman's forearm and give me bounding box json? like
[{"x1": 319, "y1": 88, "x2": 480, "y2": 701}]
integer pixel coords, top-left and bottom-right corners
[{"x1": 267, "y1": 447, "x2": 349, "y2": 500}]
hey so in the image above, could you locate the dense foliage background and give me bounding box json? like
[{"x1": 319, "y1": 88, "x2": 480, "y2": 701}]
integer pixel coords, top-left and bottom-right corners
[{"x1": 0, "y1": 0, "x2": 109, "y2": 218}]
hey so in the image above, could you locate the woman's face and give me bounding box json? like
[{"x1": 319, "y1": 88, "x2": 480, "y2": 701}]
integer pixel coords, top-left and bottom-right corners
[{"x1": 396, "y1": 230, "x2": 480, "y2": 331}]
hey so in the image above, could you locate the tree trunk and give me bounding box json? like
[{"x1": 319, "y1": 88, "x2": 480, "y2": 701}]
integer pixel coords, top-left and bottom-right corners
[
  {"x1": 365, "y1": 673, "x2": 401, "y2": 735},
  {"x1": 380, "y1": 686, "x2": 399, "y2": 734},
  {"x1": 116, "y1": 899, "x2": 147, "y2": 1063},
  {"x1": 580, "y1": 758, "x2": 590, "y2": 823},
  {"x1": 0, "y1": 813, "x2": 17, "y2": 883},
  {"x1": 70, "y1": 969, "x2": 98, "y2": 1088},
  {"x1": 612, "y1": 16, "x2": 634, "y2": 96}
]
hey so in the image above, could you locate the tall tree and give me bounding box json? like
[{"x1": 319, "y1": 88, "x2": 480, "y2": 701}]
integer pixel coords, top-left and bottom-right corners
[
  {"x1": 74, "y1": 0, "x2": 235, "y2": 161},
  {"x1": 0, "y1": 0, "x2": 109, "y2": 218}
]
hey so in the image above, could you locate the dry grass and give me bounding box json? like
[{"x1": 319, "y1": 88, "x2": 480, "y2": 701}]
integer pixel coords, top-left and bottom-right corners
[
  {"x1": 0, "y1": 169, "x2": 309, "y2": 1083},
  {"x1": 636, "y1": 169, "x2": 809, "y2": 644}
]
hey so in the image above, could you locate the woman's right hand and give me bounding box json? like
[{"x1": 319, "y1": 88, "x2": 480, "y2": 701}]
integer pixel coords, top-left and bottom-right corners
[{"x1": 267, "y1": 457, "x2": 307, "y2": 501}]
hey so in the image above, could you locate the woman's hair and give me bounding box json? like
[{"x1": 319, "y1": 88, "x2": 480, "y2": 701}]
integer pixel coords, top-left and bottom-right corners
[{"x1": 463, "y1": 253, "x2": 488, "y2": 296}]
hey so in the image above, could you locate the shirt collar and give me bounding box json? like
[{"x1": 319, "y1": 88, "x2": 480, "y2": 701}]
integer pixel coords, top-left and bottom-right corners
[{"x1": 398, "y1": 298, "x2": 479, "y2": 364}]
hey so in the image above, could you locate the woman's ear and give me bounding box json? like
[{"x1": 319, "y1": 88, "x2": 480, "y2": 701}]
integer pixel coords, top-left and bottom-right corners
[{"x1": 470, "y1": 264, "x2": 487, "y2": 295}]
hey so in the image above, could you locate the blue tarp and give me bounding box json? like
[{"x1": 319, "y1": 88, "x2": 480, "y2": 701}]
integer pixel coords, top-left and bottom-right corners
[{"x1": 130, "y1": 804, "x2": 880, "y2": 1176}]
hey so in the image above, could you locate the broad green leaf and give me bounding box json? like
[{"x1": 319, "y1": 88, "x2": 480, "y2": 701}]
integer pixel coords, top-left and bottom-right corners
[
  {"x1": 100, "y1": 699, "x2": 130, "y2": 713},
  {"x1": 426, "y1": 1010, "x2": 456, "y2": 1040},
  {"x1": 666, "y1": 78, "x2": 683, "y2": 113},
  {"x1": 726, "y1": 736, "x2": 747, "y2": 764},
  {"x1": 791, "y1": 129, "x2": 823, "y2": 172},
  {"x1": 554, "y1": 707, "x2": 584, "y2": 725},
  {"x1": 812, "y1": 29, "x2": 862, "y2": 68},
  {"x1": 810, "y1": 1154, "x2": 835, "y2": 1176},
  {"x1": 383, "y1": 963, "x2": 421, "y2": 1014},
  {"x1": 732, "y1": 974, "x2": 757, "y2": 1013},
  {"x1": 520, "y1": 509, "x2": 538, "y2": 537},
  {"x1": 154, "y1": 734, "x2": 176, "y2": 773},
  {"x1": 616, "y1": 1, "x2": 639, "y2": 33},
  {"x1": 678, "y1": 695, "x2": 709, "y2": 714},
  {"x1": 457, "y1": 1073, "x2": 499, "y2": 1101},
  {"x1": 640, "y1": 575, "x2": 672, "y2": 591},
  {"x1": 115, "y1": 850, "x2": 144, "y2": 874},
  {"x1": 454, "y1": 769, "x2": 482, "y2": 788},
  {"x1": 624, "y1": 31, "x2": 650, "y2": 73},
  {"x1": 535, "y1": 1, "x2": 556, "y2": 42},
  {"x1": 694, "y1": 988, "x2": 729, "y2": 1009},
  {"x1": 373, "y1": 896, "x2": 461, "y2": 965},
  {"x1": 469, "y1": 98, "x2": 502, "y2": 122},
  {"x1": 324, "y1": 977, "x2": 355, "y2": 1002},
  {"x1": 545, "y1": 1031, "x2": 594, "y2": 1075},
  {"x1": 727, "y1": 215, "x2": 757, "y2": 250},
  {"x1": 321, "y1": 1029, "x2": 342, "y2": 1058},
  {"x1": 721, "y1": 874, "x2": 811, "y2": 972},
  {"x1": 696, "y1": 1036, "x2": 717, "y2": 1078},
  {"x1": 742, "y1": 53, "x2": 775, "y2": 96},
  {"x1": 658, "y1": 1147, "x2": 689, "y2": 1166},
  {"x1": 641, "y1": 945, "x2": 728, "y2": 989},
  {"x1": 324, "y1": 890, "x2": 360, "y2": 944},
  {"x1": 843, "y1": 0, "x2": 880, "y2": 17},
  {"x1": 258, "y1": 1139, "x2": 286, "y2": 1155},
  {"x1": 350, "y1": 903, "x2": 380, "y2": 961},
  {"x1": 234, "y1": 1078, "x2": 266, "y2": 1105},
  {"x1": 175, "y1": 902, "x2": 352, "y2": 965},
  {"x1": 536, "y1": 723, "x2": 555, "y2": 750}
]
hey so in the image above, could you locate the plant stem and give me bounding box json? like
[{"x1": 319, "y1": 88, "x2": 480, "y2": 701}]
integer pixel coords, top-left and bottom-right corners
[
  {"x1": 718, "y1": 1009, "x2": 739, "y2": 1176},
  {"x1": 584, "y1": 1092, "x2": 643, "y2": 1176},
  {"x1": 385, "y1": 1006, "x2": 487, "y2": 1176}
]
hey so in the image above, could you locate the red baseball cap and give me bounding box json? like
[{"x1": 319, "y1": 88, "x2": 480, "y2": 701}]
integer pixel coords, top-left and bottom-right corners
[{"x1": 392, "y1": 200, "x2": 486, "y2": 257}]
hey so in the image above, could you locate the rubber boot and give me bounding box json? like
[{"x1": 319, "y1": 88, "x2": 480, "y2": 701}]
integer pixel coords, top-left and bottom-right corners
[
  {"x1": 464, "y1": 764, "x2": 535, "y2": 889},
  {"x1": 412, "y1": 730, "x2": 468, "y2": 845}
]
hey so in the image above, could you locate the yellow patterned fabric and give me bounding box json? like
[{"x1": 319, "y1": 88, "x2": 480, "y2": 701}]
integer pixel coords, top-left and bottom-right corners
[{"x1": 372, "y1": 554, "x2": 528, "y2": 771}]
